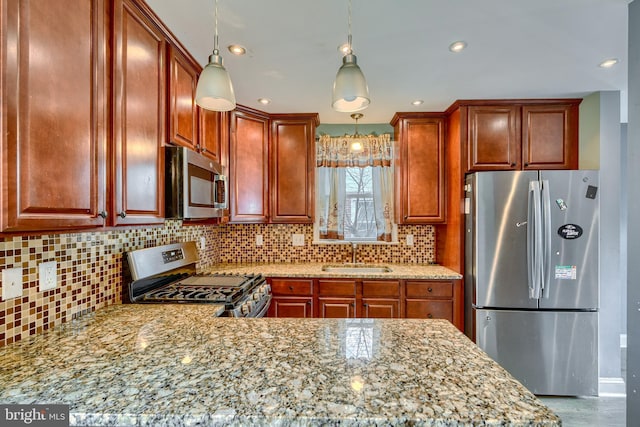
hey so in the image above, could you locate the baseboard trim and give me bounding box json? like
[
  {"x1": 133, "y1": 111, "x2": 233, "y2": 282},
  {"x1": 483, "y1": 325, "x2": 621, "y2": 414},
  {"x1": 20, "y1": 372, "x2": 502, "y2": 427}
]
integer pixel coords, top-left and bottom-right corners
[{"x1": 599, "y1": 377, "x2": 626, "y2": 396}]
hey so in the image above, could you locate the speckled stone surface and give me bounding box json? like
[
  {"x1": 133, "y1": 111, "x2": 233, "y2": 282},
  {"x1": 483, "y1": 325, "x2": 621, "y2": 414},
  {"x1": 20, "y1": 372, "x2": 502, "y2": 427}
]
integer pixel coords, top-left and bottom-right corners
[
  {"x1": 0, "y1": 304, "x2": 559, "y2": 426},
  {"x1": 203, "y1": 262, "x2": 463, "y2": 280}
]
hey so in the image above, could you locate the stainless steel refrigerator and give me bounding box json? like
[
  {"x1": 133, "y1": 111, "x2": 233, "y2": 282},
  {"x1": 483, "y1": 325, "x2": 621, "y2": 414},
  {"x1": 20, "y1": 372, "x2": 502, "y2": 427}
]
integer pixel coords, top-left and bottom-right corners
[{"x1": 464, "y1": 170, "x2": 599, "y2": 396}]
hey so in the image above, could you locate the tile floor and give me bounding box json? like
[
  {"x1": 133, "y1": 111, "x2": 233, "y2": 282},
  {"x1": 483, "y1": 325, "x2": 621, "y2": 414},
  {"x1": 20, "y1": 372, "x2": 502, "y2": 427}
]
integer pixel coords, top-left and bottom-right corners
[{"x1": 539, "y1": 395, "x2": 626, "y2": 426}]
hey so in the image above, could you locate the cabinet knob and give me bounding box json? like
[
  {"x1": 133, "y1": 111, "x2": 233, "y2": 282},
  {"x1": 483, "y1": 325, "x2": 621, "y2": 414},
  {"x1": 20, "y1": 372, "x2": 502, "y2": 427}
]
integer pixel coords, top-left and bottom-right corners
[
  {"x1": 98, "y1": 211, "x2": 108, "y2": 219},
  {"x1": 524, "y1": 163, "x2": 529, "y2": 167},
  {"x1": 201, "y1": 147, "x2": 207, "y2": 153},
  {"x1": 289, "y1": 286, "x2": 294, "y2": 291},
  {"x1": 119, "y1": 211, "x2": 127, "y2": 218},
  {"x1": 196, "y1": 143, "x2": 201, "y2": 150},
  {"x1": 511, "y1": 163, "x2": 516, "y2": 167},
  {"x1": 428, "y1": 287, "x2": 433, "y2": 292},
  {"x1": 427, "y1": 313, "x2": 433, "y2": 319}
]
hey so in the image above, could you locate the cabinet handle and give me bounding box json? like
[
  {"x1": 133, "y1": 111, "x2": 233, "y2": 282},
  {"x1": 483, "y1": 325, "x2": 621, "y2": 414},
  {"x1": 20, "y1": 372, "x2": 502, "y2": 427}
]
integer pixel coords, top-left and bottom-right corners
[
  {"x1": 119, "y1": 211, "x2": 127, "y2": 218},
  {"x1": 98, "y1": 211, "x2": 108, "y2": 219},
  {"x1": 524, "y1": 163, "x2": 529, "y2": 167},
  {"x1": 427, "y1": 313, "x2": 433, "y2": 319},
  {"x1": 289, "y1": 286, "x2": 294, "y2": 291},
  {"x1": 511, "y1": 163, "x2": 516, "y2": 167},
  {"x1": 363, "y1": 303, "x2": 368, "y2": 307},
  {"x1": 196, "y1": 143, "x2": 201, "y2": 150},
  {"x1": 428, "y1": 287, "x2": 433, "y2": 292},
  {"x1": 201, "y1": 147, "x2": 207, "y2": 153}
]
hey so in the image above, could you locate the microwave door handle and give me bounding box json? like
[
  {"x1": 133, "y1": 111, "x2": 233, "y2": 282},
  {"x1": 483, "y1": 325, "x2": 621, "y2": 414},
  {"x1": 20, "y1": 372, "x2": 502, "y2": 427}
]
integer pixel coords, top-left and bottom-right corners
[{"x1": 214, "y1": 175, "x2": 228, "y2": 209}]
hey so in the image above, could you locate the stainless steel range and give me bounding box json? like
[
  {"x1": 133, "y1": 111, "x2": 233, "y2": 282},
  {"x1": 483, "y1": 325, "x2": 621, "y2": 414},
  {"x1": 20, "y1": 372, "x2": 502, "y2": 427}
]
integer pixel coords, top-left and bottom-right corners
[{"x1": 124, "y1": 242, "x2": 271, "y2": 317}]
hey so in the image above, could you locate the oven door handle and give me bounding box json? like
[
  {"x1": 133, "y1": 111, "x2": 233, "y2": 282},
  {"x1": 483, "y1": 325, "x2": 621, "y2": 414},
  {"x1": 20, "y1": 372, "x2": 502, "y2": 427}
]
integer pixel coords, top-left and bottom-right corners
[{"x1": 249, "y1": 295, "x2": 272, "y2": 318}]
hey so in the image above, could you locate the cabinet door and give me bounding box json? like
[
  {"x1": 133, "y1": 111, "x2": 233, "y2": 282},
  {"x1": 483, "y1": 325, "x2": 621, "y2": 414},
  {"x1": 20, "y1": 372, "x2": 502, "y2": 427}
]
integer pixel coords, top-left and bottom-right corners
[
  {"x1": 319, "y1": 298, "x2": 356, "y2": 318},
  {"x1": 1, "y1": 0, "x2": 107, "y2": 232},
  {"x1": 270, "y1": 115, "x2": 318, "y2": 223},
  {"x1": 467, "y1": 105, "x2": 520, "y2": 171},
  {"x1": 229, "y1": 107, "x2": 270, "y2": 223},
  {"x1": 167, "y1": 43, "x2": 199, "y2": 150},
  {"x1": 199, "y1": 109, "x2": 225, "y2": 163},
  {"x1": 112, "y1": 0, "x2": 165, "y2": 225},
  {"x1": 394, "y1": 115, "x2": 446, "y2": 224},
  {"x1": 522, "y1": 104, "x2": 579, "y2": 170},
  {"x1": 269, "y1": 297, "x2": 313, "y2": 318},
  {"x1": 362, "y1": 299, "x2": 400, "y2": 318}
]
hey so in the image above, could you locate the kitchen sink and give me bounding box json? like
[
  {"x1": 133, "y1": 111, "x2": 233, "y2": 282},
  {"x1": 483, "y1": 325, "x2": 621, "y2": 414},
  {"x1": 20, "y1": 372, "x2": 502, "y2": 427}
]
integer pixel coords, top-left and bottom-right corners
[{"x1": 321, "y1": 264, "x2": 392, "y2": 273}]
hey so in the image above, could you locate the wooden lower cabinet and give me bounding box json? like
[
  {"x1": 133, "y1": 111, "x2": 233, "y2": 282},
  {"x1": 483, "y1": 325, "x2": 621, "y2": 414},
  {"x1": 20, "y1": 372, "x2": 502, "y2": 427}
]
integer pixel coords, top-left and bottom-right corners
[
  {"x1": 268, "y1": 277, "x2": 461, "y2": 329},
  {"x1": 404, "y1": 280, "x2": 463, "y2": 331},
  {"x1": 268, "y1": 279, "x2": 313, "y2": 318},
  {"x1": 318, "y1": 280, "x2": 357, "y2": 318},
  {"x1": 362, "y1": 280, "x2": 401, "y2": 318}
]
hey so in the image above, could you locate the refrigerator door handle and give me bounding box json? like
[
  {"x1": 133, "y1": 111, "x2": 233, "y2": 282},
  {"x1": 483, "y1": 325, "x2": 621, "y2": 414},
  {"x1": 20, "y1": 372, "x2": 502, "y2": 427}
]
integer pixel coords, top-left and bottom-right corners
[
  {"x1": 527, "y1": 181, "x2": 542, "y2": 299},
  {"x1": 541, "y1": 180, "x2": 552, "y2": 298}
]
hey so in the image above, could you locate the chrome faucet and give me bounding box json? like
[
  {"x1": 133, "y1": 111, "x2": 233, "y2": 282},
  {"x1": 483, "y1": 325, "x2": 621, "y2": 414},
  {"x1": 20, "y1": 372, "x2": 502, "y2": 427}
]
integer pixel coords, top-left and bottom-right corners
[{"x1": 351, "y1": 242, "x2": 358, "y2": 264}]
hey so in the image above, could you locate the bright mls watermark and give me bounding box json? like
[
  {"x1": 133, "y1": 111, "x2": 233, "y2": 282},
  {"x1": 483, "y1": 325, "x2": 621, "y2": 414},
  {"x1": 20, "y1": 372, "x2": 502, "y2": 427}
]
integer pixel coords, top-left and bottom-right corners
[{"x1": 1, "y1": 405, "x2": 69, "y2": 426}]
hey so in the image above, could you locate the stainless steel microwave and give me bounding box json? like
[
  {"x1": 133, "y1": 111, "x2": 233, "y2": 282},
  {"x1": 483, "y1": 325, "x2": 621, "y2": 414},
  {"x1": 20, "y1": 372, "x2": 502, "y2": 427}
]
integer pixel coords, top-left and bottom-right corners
[{"x1": 165, "y1": 146, "x2": 227, "y2": 219}]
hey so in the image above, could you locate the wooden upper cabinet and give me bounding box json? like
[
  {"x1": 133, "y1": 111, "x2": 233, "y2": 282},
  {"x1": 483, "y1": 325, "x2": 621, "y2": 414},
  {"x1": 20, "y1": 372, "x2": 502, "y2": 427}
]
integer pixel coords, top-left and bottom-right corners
[
  {"x1": 167, "y1": 43, "x2": 199, "y2": 150},
  {"x1": 229, "y1": 106, "x2": 270, "y2": 223},
  {"x1": 391, "y1": 113, "x2": 446, "y2": 224},
  {"x1": 467, "y1": 105, "x2": 521, "y2": 170},
  {"x1": 112, "y1": 0, "x2": 166, "y2": 225},
  {"x1": 270, "y1": 114, "x2": 319, "y2": 223},
  {"x1": 199, "y1": 109, "x2": 227, "y2": 163},
  {"x1": 522, "y1": 103, "x2": 579, "y2": 170},
  {"x1": 0, "y1": 0, "x2": 108, "y2": 232},
  {"x1": 462, "y1": 100, "x2": 581, "y2": 172}
]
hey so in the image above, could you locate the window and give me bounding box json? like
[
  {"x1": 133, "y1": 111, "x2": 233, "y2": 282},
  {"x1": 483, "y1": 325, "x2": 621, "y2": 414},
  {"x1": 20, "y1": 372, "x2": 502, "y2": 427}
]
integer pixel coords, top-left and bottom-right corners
[{"x1": 314, "y1": 134, "x2": 396, "y2": 243}]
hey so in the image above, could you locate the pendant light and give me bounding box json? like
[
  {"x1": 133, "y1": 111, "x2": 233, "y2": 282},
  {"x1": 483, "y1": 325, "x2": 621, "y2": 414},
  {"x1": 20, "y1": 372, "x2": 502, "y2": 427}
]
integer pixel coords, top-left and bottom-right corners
[
  {"x1": 332, "y1": 0, "x2": 370, "y2": 113},
  {"x1": 195, "y1": 0, "x2": 236, "y2": 111},
  {"x1": 349, "y1": 113, "x2": 365, "y2": 153}
]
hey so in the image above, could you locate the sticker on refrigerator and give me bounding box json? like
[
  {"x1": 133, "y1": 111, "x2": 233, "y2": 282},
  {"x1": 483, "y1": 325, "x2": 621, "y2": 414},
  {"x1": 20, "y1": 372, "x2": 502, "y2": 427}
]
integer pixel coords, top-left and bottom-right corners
[
  {"x1": 557, "y1": 224, "x2": 583, "y2": 239},
  {"x1": 555, "y1": 265, "x2": 577, "y2": 280}
]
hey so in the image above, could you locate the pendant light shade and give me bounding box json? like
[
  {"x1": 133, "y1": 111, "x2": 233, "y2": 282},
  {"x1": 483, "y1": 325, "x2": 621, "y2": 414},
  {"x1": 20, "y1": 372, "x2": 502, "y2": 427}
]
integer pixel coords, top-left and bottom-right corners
[
  {"x1": 332, "y1": 0, "x2": 369, "y2": 113},
  {"x1": 332, "y1": 53, "x2": 369, "y2": 112},
  {"x1": 195, "y1": 0, "x2": 236, "y2": 112},
  {"x1": 196, "y1": 51, "x2": 236, "y2": 111}
]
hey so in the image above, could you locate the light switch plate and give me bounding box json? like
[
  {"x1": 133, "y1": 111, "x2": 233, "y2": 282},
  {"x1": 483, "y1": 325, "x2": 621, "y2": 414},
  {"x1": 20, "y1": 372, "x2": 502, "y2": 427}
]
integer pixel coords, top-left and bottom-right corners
[
  {"x1": 406, "y1": 234, "x2": 414, "y2": 246},
  {"x1": 292, "y1": 234, "x2": 305, "y2": 246},
  {"x1": 39, "y1": 261, "x2": 58, "y2": 291},
  {"x1": 2, "y1": 267, "x2": 23, "y2": 300},
  {"x1": 256, "y1": 234, "x2": 264, "y2": 246}
]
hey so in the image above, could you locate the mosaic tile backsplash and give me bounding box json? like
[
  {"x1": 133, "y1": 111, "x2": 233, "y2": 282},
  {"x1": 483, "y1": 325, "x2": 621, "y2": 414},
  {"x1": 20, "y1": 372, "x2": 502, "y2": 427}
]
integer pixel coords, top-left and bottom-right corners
[{"x1": 0, "y1": 222, "x2": 434, "y2": 346}]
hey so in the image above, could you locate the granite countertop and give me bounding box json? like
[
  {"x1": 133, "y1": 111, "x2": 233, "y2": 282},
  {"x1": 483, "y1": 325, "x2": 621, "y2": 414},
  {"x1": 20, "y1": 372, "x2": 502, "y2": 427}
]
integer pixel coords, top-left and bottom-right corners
[
  {"x1": 0, "y1": 304, "x2": 559, "y2": 426},
  {"x1": 203, "y1": 262, "x2": 463, "y2": 280}
]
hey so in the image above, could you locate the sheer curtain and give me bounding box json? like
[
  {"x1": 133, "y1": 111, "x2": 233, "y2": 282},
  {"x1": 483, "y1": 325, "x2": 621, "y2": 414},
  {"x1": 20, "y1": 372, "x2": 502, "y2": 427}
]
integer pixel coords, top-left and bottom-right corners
[{"x1": 316, "y1": 134, "x2": 394, "y2": 241}]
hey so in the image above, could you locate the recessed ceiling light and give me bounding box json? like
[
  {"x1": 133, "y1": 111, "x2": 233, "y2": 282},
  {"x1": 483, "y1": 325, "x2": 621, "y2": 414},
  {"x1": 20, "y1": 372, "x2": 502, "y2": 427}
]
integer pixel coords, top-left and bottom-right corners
[
  {"x1": 449, "y1": 41, "x2": 467, "y2": 53},
  {"x1": 257, "y1": 98, "x2": 271, "y2": 105},
  {"x1": 411, "y1": 100, "x2": 424, "y2": 106},
  {"x1": 599, "y1": 58, "x2": 618, "y2": 68},
  {"x1": 228, "y1": 44, "x2": 246, "y2": 56}
]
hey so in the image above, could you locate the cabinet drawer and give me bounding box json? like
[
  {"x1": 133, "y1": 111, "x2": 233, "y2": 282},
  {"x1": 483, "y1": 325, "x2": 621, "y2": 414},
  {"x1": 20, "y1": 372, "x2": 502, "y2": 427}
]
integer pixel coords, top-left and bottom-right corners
[
  {"x1": 269, "y1": 279, "x2": 313, "y2": 296},
  {"x1": 362, "y1": 280, "x2": 400, "y2": 297},
  {"x1": 405, "y1": 300, "x2": 453, "y2": 321},
  {"x1": 318, "y1": 280, "x2": 356, "y2": 296},
  {"x1": 405, "y1": 281, "x2": 453, "y2": 298}
]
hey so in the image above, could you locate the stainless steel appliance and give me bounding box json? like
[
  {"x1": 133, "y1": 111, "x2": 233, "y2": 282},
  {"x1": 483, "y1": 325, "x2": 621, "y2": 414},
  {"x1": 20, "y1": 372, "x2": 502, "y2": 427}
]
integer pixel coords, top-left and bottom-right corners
[
  {"x1": 125, "y1": 242, "x2": 271, "y2": 317},
  {"x1": 165, "y1": 146, "x2": 228, "y2": 219},
  {"x1": 465, "y1": 170, "x2": 599, "y2": 396}
]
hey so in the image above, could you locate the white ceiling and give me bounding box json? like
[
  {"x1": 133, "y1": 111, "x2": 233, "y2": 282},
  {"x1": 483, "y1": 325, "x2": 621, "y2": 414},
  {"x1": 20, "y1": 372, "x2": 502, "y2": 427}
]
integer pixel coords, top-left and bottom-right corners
[{"x1": 146, "y1": 0, "x2": 629, "y2": 124}]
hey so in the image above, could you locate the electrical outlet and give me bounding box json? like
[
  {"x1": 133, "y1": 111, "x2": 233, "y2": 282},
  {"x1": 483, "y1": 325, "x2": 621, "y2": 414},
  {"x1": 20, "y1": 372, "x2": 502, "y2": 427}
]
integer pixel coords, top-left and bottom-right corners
[
  {"x1": 199, "y1": 236, "x2": 207, "y2": 251},
  {"x1": 2, "y1": 267, "x2": 23, "y2": 300},
  {"x1": 256, "y1": 234, "x2": 264, "y2": 246},
  {"x1": 406, "y1": 234, "x2": 414, "y2": 246},
  {"x1": 292, "y1": 234, "x2": 305, "y2": 246},
  {"x1": 39, "y1": 261, "x2": 58, "y2": 292}
]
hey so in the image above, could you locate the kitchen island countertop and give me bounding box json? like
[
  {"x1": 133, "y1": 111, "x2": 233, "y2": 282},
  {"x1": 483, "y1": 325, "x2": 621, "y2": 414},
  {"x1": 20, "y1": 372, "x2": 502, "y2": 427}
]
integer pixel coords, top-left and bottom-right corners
[
  {"x1": 0, "y1": 304, "x2": 559, "y2": 426},
  {"x1": 204, "y1": 262, "x2": 463, "y2": 280}
]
